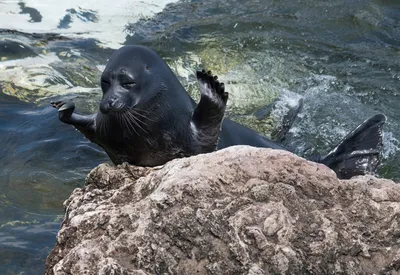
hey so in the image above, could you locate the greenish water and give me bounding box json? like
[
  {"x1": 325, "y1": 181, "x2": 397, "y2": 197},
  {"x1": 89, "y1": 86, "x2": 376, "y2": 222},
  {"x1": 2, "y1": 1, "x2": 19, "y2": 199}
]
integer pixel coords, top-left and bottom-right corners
[{"x1": 0, "y1": 0, "x2": 399, "y2": 273}]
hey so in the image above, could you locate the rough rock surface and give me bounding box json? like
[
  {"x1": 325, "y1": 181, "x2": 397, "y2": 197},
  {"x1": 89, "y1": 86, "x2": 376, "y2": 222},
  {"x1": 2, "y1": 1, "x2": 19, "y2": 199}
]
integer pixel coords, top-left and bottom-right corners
[{"x1": 45, "y1": 146, "x2": 400, "y2": 275}]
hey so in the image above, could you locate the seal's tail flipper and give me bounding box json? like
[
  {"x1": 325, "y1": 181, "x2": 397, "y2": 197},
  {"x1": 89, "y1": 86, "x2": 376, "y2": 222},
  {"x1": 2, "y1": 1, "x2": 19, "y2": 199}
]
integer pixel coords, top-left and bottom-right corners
[{"x1": 319, "y1": 114, "x2": 386, "y2": 179}]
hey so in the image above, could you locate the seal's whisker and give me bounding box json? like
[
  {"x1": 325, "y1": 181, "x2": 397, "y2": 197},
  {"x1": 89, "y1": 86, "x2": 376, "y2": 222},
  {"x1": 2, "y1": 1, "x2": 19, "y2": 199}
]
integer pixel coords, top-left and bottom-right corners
[
  {"x1": 117, "y1": 106, "x2": 149, "y2": 133},
  {"x1": 133, "y1": 112, "x2": 149, "y2": 134},
  {"x1": 129, "y1": 112, "x2": 151, "y2": 129},
  {"x1": 126, "y1": 106, "x2": 155, "y2": 121},
  {"x1": 123, "y1": 112, "x2": 139, "y2": 136},
  {"x1": 128, "y1": 108, "x2": 155, "y2": 124},
  {"x1": 98, "y1": 113, "x2": 107, "y2": 138},
  {"x1": 117, "y1": 114, "x2": 126, "y2": 136},
  {"x1": 126, "y1": 111, "x2": 148, "y2": 134},
  {"x1": 98, "y1": 115, "x2": 103, "y2": 137},
  {"x1": 126, "y1": 112, "x2": 141, "y2": 136},
  {"x1": 133, "y1": 109, "x2": 155, "y2": 121},
  {"x1": 118, "y1": 113, "x2": 130, "y2": 136},
  {"x1": 132, "y1": 107, "x2": 152, "y2": 115}
]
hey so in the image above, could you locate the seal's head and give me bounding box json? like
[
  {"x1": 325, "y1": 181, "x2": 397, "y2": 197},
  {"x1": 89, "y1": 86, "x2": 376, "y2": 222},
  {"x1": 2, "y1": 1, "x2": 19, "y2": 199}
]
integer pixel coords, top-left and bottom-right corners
[
  {"x1": 93, "y1": 45, "x2": 198, "y2": 165},
  {"x1": 99, "y1": 45, "x2": 185, "y2": 114}
]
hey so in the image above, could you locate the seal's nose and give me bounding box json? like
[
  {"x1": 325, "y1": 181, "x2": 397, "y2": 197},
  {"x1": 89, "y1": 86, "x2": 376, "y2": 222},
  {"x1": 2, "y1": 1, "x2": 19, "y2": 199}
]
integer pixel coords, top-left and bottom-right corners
[
  {"x1": 100, "y1": 95, "x2": 124, "y2": 114},
  {"x1": 108, "y1": 97, "x2": 117, "y2": 107},
  {"x1": 100, "y1": 96, "x2": 117, "y2": 114}
]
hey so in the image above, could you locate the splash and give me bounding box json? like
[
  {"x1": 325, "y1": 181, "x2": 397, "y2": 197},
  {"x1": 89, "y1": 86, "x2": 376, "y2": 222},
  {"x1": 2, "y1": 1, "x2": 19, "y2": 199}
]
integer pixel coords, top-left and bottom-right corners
[{"x1": 0, "y1": 0, "x2": 179, "y2": 48}]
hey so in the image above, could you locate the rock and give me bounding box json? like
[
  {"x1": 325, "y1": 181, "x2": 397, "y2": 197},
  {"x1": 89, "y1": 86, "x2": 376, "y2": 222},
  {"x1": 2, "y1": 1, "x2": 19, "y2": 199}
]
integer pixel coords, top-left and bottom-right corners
[{"x1": 45, "y1": 146, "x2": 400, "y2": 275}]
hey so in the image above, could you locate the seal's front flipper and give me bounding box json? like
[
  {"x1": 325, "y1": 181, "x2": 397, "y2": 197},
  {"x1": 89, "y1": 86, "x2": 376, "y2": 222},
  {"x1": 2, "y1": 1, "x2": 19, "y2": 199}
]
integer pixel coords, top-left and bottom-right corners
[
  {"x1": 196, "y1": 70, "x2": 229, "y2": 107},
  {"x1": 191, "y1": 70, "x2": 229, "y2": 153},
  {"x1": 51, "y1": 101, "x2": 75, "y2": 123},
  {"x1": 317, "y1": 114, "x2": 386, "y2": 179},
  {"x1": 51, "y1": 100, "x2": 97, "y2": 142}
]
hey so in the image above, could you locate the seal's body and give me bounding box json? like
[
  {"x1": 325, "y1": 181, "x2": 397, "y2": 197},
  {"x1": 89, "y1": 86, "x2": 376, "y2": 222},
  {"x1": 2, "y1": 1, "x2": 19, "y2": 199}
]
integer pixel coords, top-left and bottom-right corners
[
  {"x1": 52, "y1": 45, "x2": 386, "y2": 179},
  {"x1": 52, "y1": 46, "x2": 228, "y2": 166}
]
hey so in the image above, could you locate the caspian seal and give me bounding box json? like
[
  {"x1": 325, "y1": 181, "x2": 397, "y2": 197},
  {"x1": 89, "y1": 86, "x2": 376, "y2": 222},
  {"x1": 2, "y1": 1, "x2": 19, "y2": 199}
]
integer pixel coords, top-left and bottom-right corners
[{"x1": 52, "y1": 45, "x2": 386, "y2": 179}]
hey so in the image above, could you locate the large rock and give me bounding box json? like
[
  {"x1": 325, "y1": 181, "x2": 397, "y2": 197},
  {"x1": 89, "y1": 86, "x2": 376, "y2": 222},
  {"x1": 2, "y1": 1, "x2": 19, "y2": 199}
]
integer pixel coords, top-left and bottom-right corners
[{"x1": 45, "y1": 146, "x2": 400, "y2": 274}]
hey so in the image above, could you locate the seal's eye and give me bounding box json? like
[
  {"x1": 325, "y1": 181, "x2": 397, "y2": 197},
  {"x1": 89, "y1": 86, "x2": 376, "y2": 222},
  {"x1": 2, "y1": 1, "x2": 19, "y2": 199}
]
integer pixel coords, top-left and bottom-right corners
[{"x1": 122, "y1": 82, "x2": 136, "y2": 89}]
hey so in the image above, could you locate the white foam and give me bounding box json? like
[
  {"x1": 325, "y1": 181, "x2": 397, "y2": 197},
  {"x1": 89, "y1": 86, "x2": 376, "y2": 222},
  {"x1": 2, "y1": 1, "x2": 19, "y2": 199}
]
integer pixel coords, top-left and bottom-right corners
[
  {"x1": 270, "y1": 88, "x2": 303, "y2": 128},
  {"x1": 0, "y1": 0, "x2": 179, "y2": 48},
  {"x1": 382, "y1": 131, "x2": 399, "y2": 159}
]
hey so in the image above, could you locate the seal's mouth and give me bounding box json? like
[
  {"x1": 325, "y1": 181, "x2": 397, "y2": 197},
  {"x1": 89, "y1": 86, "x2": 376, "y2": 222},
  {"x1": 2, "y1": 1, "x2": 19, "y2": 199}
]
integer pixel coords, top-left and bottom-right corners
[
  {"x1": 97, "y1": 103, "x2": 150, "y2": 136},
  {"x1": 100, "y1": 99, "x2": 126, "y2": 114}
]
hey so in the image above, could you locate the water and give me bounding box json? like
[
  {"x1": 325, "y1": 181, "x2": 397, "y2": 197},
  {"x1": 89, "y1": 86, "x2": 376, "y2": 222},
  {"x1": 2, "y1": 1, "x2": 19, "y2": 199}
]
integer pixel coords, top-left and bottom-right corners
[{"x1": 0, "y1": 0, "x2": 399, "y2": 273}]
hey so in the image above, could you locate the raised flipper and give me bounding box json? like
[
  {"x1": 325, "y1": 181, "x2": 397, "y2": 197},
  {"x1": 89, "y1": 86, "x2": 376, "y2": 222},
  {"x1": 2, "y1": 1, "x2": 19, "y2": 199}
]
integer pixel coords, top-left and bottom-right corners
[
  {"x1": 191, "y1": 70, "x2": 229, "y2": 153},
  {"x1": 312, "y1": 114, "x2": 386, "y2": 179},
  {"x1": 50, "y1": 101, "x2": 97, "y2": 143}
]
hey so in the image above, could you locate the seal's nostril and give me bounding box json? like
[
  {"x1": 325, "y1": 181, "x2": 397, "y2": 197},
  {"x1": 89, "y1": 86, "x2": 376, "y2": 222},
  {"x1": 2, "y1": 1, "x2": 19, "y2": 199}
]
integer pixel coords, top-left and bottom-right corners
[{"x1": 108, "y1": 97, "x2": 117, "y2": 107}]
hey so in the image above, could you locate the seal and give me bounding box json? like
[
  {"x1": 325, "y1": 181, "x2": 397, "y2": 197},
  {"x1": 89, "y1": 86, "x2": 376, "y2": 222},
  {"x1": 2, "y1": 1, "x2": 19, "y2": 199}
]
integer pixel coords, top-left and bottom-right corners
[
  {"x1": 52, "y1": 45, "x2": 386, "y2": 179},
  {"x1": 51, "y1": 45, "x2": 228, "y2": 166}
]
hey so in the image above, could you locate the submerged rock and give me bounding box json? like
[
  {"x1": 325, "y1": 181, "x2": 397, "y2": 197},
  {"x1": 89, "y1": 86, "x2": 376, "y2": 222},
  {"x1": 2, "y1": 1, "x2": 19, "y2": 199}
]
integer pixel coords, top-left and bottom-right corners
[{"x1": 45, "y1": 146, "x2": 400, "y2": 274}]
